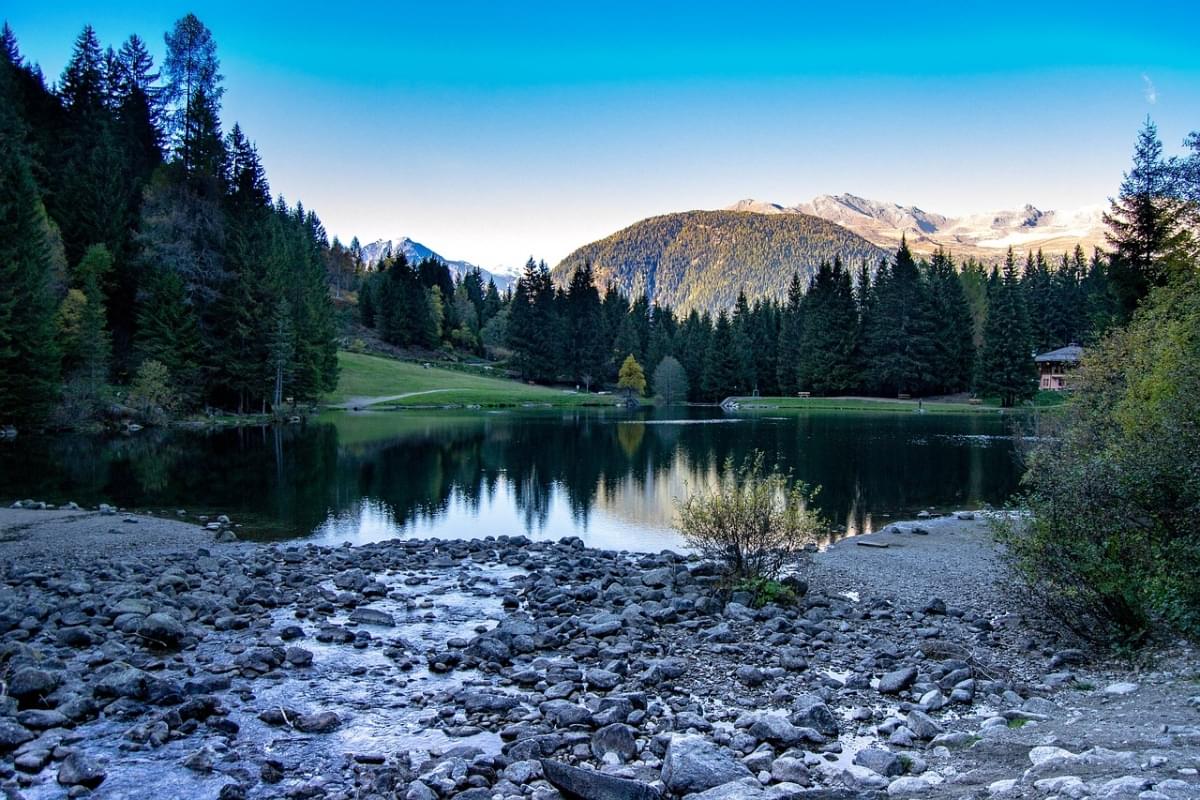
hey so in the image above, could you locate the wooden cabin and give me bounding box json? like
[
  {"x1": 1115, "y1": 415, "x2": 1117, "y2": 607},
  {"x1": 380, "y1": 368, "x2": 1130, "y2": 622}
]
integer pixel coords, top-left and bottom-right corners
[{"x1": 1034, "y1": 344, "x2": 1083, "y2": 391}]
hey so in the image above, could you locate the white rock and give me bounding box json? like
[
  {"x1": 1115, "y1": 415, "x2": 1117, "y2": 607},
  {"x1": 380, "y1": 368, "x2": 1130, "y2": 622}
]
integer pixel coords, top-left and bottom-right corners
[
  {"x1": 886, "y1": 776, "x2": 932, "y2": 796},
  {"x1": 987, "y1": 779, "x2": 1017, "y2": 795},
  {"x1": 1029, "y1": 745, "x2": 1075, "y2": 766},
  {"x1": 1103, "y1": 682, "x2": 1139, "y2": 695},
  {"x1": 1034, "y1": 776, "x2": 1083, "y2": 792}
]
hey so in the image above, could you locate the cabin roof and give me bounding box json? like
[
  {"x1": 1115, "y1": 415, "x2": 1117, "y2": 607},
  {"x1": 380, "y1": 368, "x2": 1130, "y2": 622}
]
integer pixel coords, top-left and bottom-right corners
[{"x1": 1035, "y1": 344, "x2": 1084, "y2": 363}]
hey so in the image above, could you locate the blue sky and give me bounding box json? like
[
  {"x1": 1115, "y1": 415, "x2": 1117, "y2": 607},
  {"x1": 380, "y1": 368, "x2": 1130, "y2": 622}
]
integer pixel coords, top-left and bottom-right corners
[{"x1": 6, "y1": 2, "x2": 1200, "y2": 268}]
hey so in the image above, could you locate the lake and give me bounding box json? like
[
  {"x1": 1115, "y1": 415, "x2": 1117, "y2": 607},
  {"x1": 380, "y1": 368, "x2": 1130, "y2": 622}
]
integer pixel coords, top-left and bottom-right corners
[{"x1": 0, "y1": 407, "x2": 1025, "y2": 551}]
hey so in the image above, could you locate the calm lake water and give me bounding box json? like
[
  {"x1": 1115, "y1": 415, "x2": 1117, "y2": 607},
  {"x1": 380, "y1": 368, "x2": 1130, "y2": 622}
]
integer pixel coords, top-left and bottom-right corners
[{"x1": 0, "y1": 407, "x2": 1025, "y2": 551}]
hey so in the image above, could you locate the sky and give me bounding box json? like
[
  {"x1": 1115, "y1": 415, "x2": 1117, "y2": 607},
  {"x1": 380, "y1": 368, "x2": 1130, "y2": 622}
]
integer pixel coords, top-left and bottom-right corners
[{"x1": 6, "y1": 1, "x2": 1200, "y2": 270}]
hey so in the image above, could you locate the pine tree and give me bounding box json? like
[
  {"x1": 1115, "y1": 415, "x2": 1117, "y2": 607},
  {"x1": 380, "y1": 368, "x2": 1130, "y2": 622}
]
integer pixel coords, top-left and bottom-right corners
[
  {"x1": 976, "y1": 249, "x2": 1036, "y2": 407},
  {"x1": 926, "y1": 249, "x2": 975, "y2": 392},
  {"x1": 0, "y1": 99, "x2": 60, "y2": 425},
  {"x1": 267, "y1": 298, "x2": 294, "y2": 407},
  {"x1": 1104, "y1": 118, "x2": 1192, "y2": 317},
  {"x1": 776, "y1": 272, "x2": 803, "y2": 395},
  {"x1": 863, "y1": 238, "x2": 937, "y2": 395},
  {"x1": 730, "y1": 291, "x2": 756, "y2": 393},
  {"x1": 67, "y1": 245, "x2": 113, "y2": 395},
  {"x1": 162, "y1": 13, "x2": 223, "y2": 173},
  {"x1": 702, "y1": 312, "x2": 740, "y2": 401},
  {"x1": 795, "y1": 259, "x2": 859, "y2": 395},
  {"x1": 564, "y1": 262, "x2": 604, "y2": 384}
]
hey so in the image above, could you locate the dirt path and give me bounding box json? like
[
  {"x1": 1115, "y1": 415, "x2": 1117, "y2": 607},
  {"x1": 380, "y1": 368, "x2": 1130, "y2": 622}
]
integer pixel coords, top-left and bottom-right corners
[{"x1": 330, "y1": 388, "x2": 452, "y2": 409}]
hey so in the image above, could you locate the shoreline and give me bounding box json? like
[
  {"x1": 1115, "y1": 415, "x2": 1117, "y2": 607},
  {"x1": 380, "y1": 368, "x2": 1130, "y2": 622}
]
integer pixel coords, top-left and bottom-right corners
[{"x1": 1, "y1": 507, "x2": 1196, "y2": 800}]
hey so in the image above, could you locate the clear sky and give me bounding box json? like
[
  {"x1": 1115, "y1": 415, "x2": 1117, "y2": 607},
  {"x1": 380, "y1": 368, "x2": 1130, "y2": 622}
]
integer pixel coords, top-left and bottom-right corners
[{"x1": 6, "y1": 2, "x2": 1200, "y2": 270}]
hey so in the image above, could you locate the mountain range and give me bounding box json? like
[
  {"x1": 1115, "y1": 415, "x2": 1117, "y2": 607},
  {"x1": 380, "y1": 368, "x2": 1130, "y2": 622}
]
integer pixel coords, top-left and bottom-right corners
[
  {"x1": 729, "y1": 194, "x2": 1108, "y2": 258},
  {"x1": 358, "y1": 237, "x2": 514, "y2": 290},
  {"x1": 551, "y1": 210, "x2": 888, "y2": 313}
]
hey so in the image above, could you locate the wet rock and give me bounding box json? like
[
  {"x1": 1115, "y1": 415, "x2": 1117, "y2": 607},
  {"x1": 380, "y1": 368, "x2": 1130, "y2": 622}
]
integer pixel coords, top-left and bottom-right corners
[
  {"x1": 540, "y1": 758, "x2": 660, "y2": 800},
  {"x1": 854, "y1": 747, "x2": 904, "y2": 777},
  {"x1": 8, "y1": 667, "x2": 59, "y2": 706},
  {"x1": 16, "y1": 709, "x2": 70, "y2": 730},
  {"x1": 886, "y1": 776, "x2": 932, "y2": 796},
  {"x1": 747, "y1": 712, "x2": 822, "y2": 747},
  {"x1": 349, "y1": 607, "x2": 395, "y2": 626},
  {"x1": 790, "y1": 694, "x2": 839, "y2": 737},
  {"x1": 585, "y1": 668, "x2": 621, "y2": 690},
  {"x1": 57, "y1": 751, "x2": 106, "y2": 789},
  {"x1": 590, "y1": 722, "x2": 638, "y2": 763},
  {"x1": 0, "y1": 719, "x2": 35, "y2": 752},
  {"x1": 905, "y1": 710, "x2": 943, "y2": 740},
  {"x1": 294, "y1": 710, "x2": 341, "y2": 733},
  {"x1": 879, "y1": 666, "x2": 918, "y2": 695},
  {"x1": 138, "y1": 612, "x2": 186, "y2": 648},
  {"x1": 688, "y1": 780, "x2": 766, "y2": 800},
  {"x1": 285, "y1": 646, "x2": 313, "y2": 666},
  {"x1": 662, "y1": 734, "x2": 753, "y2": 794},
  {"x1": 540, "y1": 699, "x2": 593, "y2": 728},
  {"x1": 736, "y1": 665, "x2": 766, "y2": 686},
  {"x1": 769, "y1": 756, "x2": 811, "y2": 784}
]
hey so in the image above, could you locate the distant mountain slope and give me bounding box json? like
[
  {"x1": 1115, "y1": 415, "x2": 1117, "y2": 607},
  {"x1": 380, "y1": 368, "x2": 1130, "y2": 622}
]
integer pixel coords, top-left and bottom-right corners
[
  {"x1": 552, "y1": 210, "x2": 888, "y2": 313},
  {"x1": 359, "y1": 236, "x2": 513, "y2": 289},
  {"x1": 733, "y1": 194, "x2": 1107, "y2": 258}
]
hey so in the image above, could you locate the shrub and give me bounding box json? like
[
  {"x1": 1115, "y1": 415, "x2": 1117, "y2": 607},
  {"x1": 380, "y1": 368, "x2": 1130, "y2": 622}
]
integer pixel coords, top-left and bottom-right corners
[
  {"x1": 128, "y1": 359, "x2": 175, "y2": 420},
  {"x1": 675, "y1": 451, "x2": 823, "y2": 582},
  {"x1": 1000, "y1": 275, "x2": 1200, "y2": 646},
  {"x1": 733, "y1": 577, "x2": 799, "y2": 608}
]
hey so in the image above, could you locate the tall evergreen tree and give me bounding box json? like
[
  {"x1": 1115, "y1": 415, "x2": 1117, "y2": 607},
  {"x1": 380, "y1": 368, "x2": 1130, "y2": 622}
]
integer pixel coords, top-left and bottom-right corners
[
  {"x1": 925, "y1": 249, "x2": 975, "y2": 393},
  {"x1": 863, "y1": 238, "x2": 937, "y2": 395},
  {"x1": 1104, "y1": 119, "x2": 1192, "y2": 317},
  {"x1": 162, "y1": 13, "x2": 223, "y2": 173},
  {"x1": 702, "y1": 312, "x2": 741, "y2": 401},
  {"x1": 976, "y1": 249, "x2": 1036, "y2": 407},
  {"x1": 795, "y1": 259, "x2": 859, "y2": 395},
  {"x1": 776, "y1": 272, "x2": 804, "y2": 395},
  {"x1": 0, "y1": 94, "x2": 60, "y2": 425}
]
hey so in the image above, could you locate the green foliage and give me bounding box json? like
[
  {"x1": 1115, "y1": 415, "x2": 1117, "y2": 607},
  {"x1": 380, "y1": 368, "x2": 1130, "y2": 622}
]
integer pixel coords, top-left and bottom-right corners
[
  {"x1": 554, "y1": 210, "x2": 889, "y2": 314},
  {"x1": 652, "y1": 355, "x2": 688, "y2": 404},
  {"x1": 128, "y1": 358, "x2": 174, "y2": 416},
  {"x1": 1002, "y1": 273, "x2": 1200, "y2": 645},
  {"x1": 733, "y1": 577, "x2": 799, "y2": 608},
  {"x1": 675, "y1": 451, "x2": 823, "y2": 581}
]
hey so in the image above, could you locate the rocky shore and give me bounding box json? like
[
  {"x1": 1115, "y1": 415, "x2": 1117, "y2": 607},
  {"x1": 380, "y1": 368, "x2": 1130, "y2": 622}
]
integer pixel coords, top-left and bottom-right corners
[{"x1": 1, "y1": 507, "x2": 1197, "y2": 800}]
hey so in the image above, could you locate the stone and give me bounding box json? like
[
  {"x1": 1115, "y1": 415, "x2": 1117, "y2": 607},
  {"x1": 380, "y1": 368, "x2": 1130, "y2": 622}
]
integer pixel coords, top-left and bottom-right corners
[
  {"x1": 1096, "y1": 776, "x2": 1151, "y2": 798},
  {"x1": 8, "y1": 667, "x2": 59, "y2": 704},
  {"x1": 854, "y1": 748, "x2": 904, "y2": 777},
  {"x1": 349, "y1": 607, "x2": 395, "y2": 626},
  {"x1": 586, "y1": 668, "x2": 621, "y2": 690},
  {"x1": 138, "y1": 612, "x2": 186, "y2": 648},
  {"x1": 1103, "y1": 682, "x2": 1139, "y2": 696},
  {"x1": 689, "y1": 780, "x2": 766, "y2": 800},
  {"x1": 887, "y1": 776, "x2": 932, "y2": 796},
  {"x1": 790, "y1": 694, "x2": 839, "y2": 737},
  {"x1": 879, "y1": 666, "x2": 918, "y2": 694},
  {"x1": 748, "y1": 713, "x2": 822, "y2": 747},
  {"x1": 540, "y1": 699, "x2": 592, "y2": 727},
  {"x1": 57, "y1": 752, "x2": 106, "y2": 789},
  {"x1": 591, "y1": 723, "x2": 638, "y2": 763},
  {"x1": 905, "y1": 710, "x2": 942, "y2": 740},
  {"x1": 540, "y1": 759, "x2": 660, "y2": 800},
  {"x1": 662, "y1": 734, "x2": 753, "y2": 794},
  {"x1": 285, "y1": 646, "x2": 313, "y2": 667},
  {"x1": 294, "y1": 711, "x2": 340, "y2": 733},
  {"x1": 736, "y1": 665, "x2": 766, "y2": 686},
  {"x1": 0, "y1": 719, "x2": 35, "y2": 752},
  {"x1": 769, "y1": 756, "x2": 811, "y2": 784},
  {"x1": 1029, "y1": 745, "x2": 1075, "y2": 766}
]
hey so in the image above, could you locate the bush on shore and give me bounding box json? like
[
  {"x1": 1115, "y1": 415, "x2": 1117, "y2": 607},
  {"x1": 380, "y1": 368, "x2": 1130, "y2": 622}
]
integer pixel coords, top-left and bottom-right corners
[
  {"x1": 675, "y1": 451, "x2": 823, "y2": 583},
  {"x1": 1001, "y1": 274, "x2": 1200, "y2": 646}
]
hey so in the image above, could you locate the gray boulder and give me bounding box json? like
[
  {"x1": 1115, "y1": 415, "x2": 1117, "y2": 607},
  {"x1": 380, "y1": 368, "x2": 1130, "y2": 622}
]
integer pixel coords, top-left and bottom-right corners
[
  {"x1": 878, "y1": 666, "x2": 918, "y2": 694},
  {"x1": 790, "y1": 693, "x2": 839, "y2": 737},
  {"x1": 138, "y1": 612, "x2": 186, "y2": 648},
  {"x1": 662, "y1": 734, "x2": 753, "y2": 794},
  {"x1": 540, "y1": 759, "x2": 660, "y2": 800},
  {"x1": 854, "y1": 747, "x2": 904, "y2": 777},
  {"x1": 57, "y1": 752, "x2": 106, "y2": 789}
]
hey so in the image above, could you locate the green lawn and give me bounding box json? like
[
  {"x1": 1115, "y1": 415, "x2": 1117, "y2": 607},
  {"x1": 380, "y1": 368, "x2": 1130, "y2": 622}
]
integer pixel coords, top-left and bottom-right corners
[
  {"x1": 326, "y1": 352, "x2": 617, "y2": 408},
  {"x1": 728, "y1": 395, "x2": 1001, "y2": 413}
]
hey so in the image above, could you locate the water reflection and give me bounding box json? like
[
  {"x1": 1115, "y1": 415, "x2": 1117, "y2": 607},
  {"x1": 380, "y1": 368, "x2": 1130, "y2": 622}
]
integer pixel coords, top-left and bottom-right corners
[{"x1": 0, "y1": 407, "x2": 1024, "y2": 551}]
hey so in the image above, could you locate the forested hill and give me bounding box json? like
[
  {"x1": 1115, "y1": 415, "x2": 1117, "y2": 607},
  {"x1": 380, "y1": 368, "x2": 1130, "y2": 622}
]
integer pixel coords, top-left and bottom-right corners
[{"x1": 552, "y1": 210, "x2": 889, "y2": 312}]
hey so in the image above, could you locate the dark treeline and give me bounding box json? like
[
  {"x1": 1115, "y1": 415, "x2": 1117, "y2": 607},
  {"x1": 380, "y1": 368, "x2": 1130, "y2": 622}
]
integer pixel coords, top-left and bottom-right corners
[
  {"x1": 410, "y1": 245, "x2": 1121, "y2": 407},
  {"x1": 0, "y1": 15, "x2": 339, "y2": 427},
  {"x1": 357, "y1": 251, "x2": 504, "y2": 354}
]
